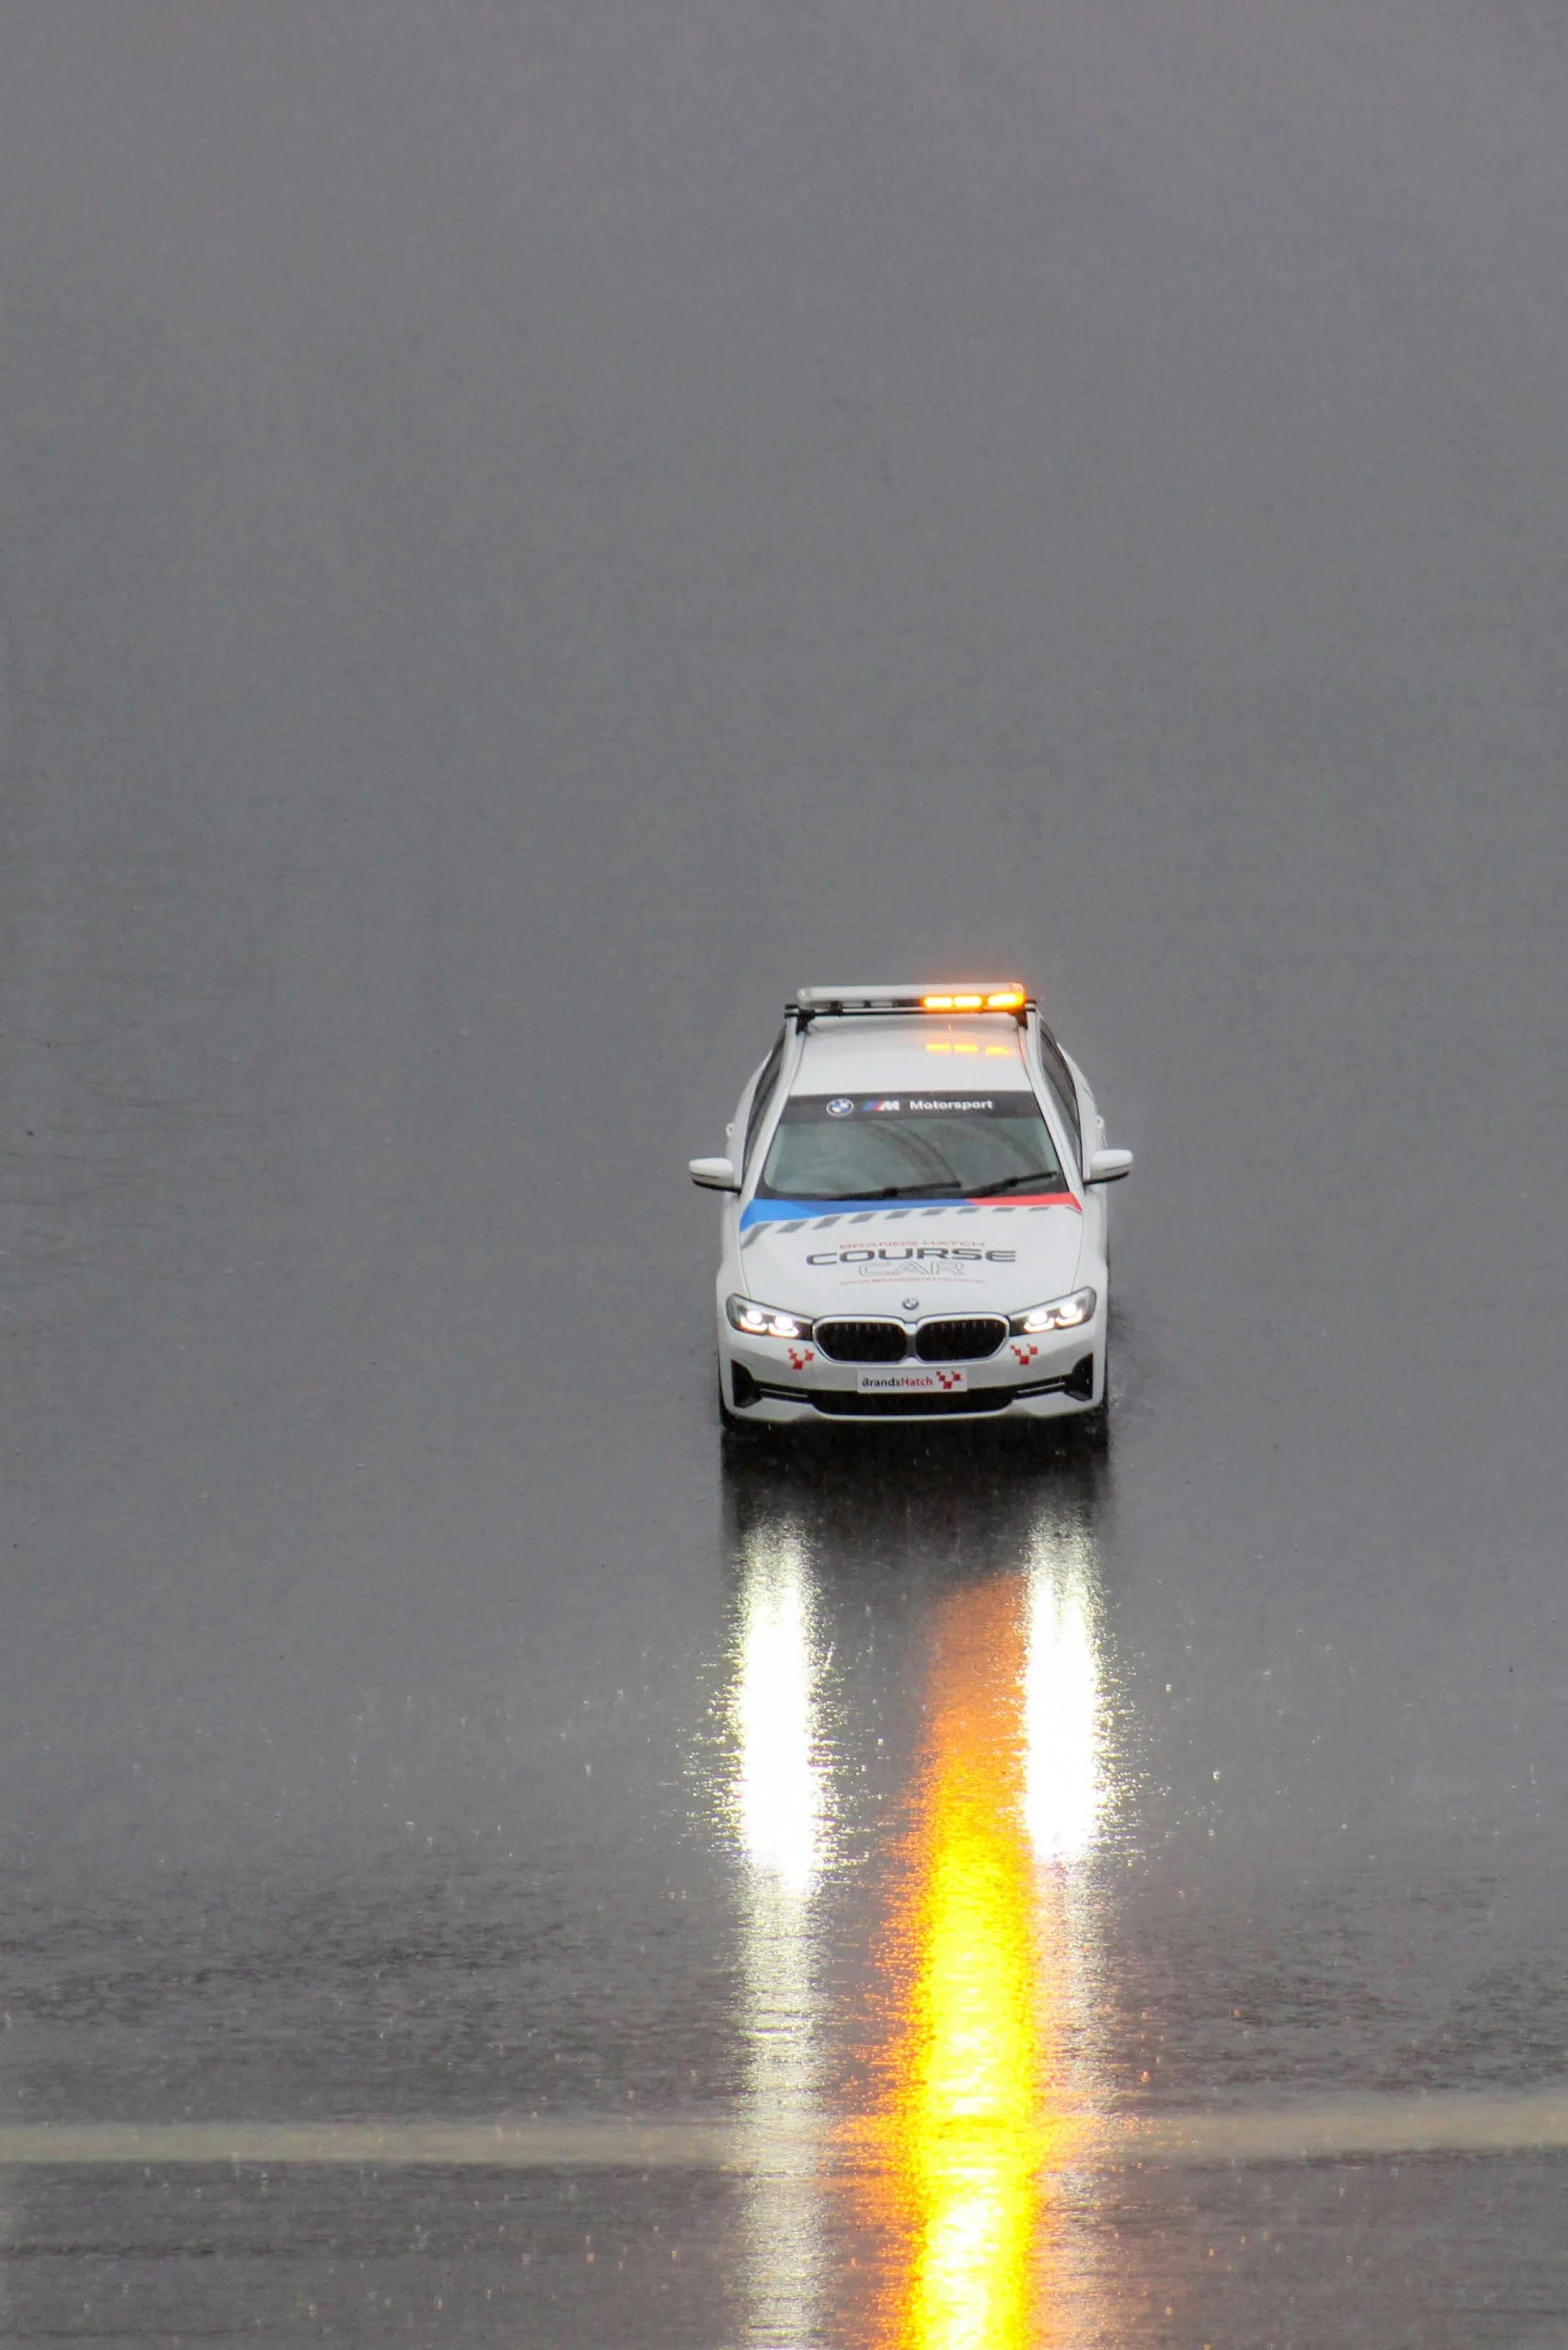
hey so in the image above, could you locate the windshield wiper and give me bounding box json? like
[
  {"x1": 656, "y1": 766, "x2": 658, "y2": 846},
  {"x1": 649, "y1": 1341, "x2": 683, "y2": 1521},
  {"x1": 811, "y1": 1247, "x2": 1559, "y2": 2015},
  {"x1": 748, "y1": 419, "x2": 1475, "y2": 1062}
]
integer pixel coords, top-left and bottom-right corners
[
  {"x1": 802, "y1": 1181, "x2": 964, "y2": 1202},
  {"x1": 868, "y1": 1181, "x2": 964, "y2": 1199},
  {"x1": 966, "y1": 1171, "x2": 1063, "y2": 1198}
]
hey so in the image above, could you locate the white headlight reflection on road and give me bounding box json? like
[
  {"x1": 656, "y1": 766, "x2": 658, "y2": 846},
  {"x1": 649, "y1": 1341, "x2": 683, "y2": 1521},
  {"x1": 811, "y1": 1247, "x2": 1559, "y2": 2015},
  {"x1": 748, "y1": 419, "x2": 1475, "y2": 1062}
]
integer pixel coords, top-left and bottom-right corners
[
  {"x1": 1024, "y1": 1502, "x2": 1115, "y2": 2345},
  {"x1": 731, "y1": 1519, "x2": 831, "y2": 1891},
  {"x1": 728, "y1": 1514, "x2": 834, "y2": 2348},
  {"x1": 1024, "y1": 1513, "x2": 1110, "y2": 1869}
]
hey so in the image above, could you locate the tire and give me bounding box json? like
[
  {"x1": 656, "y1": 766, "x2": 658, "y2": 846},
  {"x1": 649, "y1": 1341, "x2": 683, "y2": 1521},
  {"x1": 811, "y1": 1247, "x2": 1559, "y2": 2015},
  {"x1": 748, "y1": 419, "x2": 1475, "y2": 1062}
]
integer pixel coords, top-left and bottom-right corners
[
  {"x1": 718, "y1": 1365, "x2": 769, "y2": 1444},
  {"x1": 1072, "y1": 1396, "x2": 1110, "y2": 1453},
  {"x1": 1073, "y1": 1341, "x2": 1110, "y2": 1451},
  {"x1": 719, "y1": 1377, "x2": 747, "y2": 1436}
]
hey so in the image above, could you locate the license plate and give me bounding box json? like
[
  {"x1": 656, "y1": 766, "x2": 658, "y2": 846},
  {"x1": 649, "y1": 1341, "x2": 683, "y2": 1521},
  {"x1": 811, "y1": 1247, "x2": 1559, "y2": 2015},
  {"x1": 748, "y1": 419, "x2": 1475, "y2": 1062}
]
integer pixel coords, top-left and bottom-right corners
[{"x1": 855, "y1": 1367, "x2": 969, "y2": 1396}]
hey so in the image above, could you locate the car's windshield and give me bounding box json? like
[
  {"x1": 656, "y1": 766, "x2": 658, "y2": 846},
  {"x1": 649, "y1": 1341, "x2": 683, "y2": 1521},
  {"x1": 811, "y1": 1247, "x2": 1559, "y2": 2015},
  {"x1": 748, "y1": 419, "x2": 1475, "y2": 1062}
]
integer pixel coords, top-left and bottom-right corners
[{"x1": 757, "y1": 1090, "x2": 1066, "y2": 1201}]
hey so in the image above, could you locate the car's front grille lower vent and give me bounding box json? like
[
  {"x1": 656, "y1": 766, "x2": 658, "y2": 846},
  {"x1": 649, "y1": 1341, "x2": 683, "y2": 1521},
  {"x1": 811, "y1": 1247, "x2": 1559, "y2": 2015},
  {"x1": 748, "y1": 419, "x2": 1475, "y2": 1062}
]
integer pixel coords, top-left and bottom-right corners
[
  {"x1": 914, "y1": 1316, "x2": 1007, "y2": 1363},
  {"x1": 814, "y1": 1319, "x2": 908, "y2": 1364},
  {"x1": 748, "y1": 1361, "x2": 1092, "y2": 1417},
  {"x1": 809, "y1": 1387, "x2": 1012, "y2": 1418}
]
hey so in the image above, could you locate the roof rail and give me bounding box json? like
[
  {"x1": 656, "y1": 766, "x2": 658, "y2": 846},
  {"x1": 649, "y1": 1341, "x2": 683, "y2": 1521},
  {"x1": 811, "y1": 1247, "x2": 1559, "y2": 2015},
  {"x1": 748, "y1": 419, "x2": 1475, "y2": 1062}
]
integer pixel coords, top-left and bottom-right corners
[{"x1": 790, "y1": 983, "x2": 1032, "y2": 1031}]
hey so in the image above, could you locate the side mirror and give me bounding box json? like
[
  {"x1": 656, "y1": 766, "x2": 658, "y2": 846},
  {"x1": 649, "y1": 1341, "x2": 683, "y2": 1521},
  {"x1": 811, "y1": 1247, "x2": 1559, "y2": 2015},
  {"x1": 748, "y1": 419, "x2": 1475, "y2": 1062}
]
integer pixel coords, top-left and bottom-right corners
[
  {"x1": 1086, "y1": 1146, "x2": 1133, "y2": 1185},
  {"x1": 689, "y1": 1155, "x2": 740, "y2": 1193}
]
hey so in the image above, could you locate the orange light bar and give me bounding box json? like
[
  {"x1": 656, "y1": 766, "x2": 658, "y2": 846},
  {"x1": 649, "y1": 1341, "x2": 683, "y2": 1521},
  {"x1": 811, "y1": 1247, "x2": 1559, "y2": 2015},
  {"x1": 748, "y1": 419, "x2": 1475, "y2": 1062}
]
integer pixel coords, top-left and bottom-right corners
[{"x1": 921, "y1": 985, "x2": 1026, "y2": 1014}]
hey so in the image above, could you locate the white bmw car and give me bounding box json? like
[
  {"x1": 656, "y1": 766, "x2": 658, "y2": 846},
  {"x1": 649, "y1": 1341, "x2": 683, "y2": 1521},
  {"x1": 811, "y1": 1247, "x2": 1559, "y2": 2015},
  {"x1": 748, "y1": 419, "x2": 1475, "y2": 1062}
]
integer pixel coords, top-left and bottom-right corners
[{"x1": 690, "y1": 983, "x2": 1132, "y2": 1432}]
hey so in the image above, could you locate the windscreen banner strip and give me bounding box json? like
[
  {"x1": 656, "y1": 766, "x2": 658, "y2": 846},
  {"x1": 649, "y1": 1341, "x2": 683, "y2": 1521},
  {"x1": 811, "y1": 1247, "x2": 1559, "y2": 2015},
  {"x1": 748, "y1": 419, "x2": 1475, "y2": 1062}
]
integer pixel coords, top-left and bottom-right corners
[{"x1": 740, "y1": 1192, "x2": 1079, "y2": 1229}]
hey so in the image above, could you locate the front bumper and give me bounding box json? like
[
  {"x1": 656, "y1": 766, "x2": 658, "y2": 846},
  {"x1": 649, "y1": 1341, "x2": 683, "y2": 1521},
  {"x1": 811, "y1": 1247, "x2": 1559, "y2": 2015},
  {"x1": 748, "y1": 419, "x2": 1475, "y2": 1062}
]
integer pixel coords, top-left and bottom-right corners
[{"x1": 720, "y1": 1312, "x2": 1105, "y2": 1424}]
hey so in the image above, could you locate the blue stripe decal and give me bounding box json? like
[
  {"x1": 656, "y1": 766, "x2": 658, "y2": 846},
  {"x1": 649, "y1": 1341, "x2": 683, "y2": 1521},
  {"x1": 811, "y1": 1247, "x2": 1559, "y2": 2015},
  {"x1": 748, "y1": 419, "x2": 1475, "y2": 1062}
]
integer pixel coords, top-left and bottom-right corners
[{"x1": 741, "y1": 1196, "x2": 980, "y2": 1230}]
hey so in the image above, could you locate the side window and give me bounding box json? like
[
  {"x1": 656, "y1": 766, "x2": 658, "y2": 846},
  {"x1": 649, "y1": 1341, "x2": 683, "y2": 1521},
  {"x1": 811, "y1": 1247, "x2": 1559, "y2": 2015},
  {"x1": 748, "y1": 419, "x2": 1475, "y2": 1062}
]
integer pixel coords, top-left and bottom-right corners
[
  {"x1": 1034, "y1": 1023, "x2": 1083, "y2": 1167},
  {"x1": 743, "y1": 1030, "x2": 786, "y2": 1172}
]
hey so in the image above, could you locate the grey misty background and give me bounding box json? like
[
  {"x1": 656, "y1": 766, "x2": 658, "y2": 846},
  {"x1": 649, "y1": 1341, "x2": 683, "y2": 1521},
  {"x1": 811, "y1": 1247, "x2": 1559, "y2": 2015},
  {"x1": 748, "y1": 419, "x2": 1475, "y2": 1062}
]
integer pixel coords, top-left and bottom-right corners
[{"x1": 0, "y1": 0, "x2": 1566, "y2": 2343}]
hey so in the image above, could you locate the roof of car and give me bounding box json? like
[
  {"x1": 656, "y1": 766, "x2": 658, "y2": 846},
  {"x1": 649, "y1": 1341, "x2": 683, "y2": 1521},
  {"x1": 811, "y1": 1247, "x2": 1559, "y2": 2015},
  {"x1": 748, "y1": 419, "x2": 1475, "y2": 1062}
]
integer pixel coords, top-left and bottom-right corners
[{"x1": 790, "y1": 1014, "x2": 1029, "y2": 1091}]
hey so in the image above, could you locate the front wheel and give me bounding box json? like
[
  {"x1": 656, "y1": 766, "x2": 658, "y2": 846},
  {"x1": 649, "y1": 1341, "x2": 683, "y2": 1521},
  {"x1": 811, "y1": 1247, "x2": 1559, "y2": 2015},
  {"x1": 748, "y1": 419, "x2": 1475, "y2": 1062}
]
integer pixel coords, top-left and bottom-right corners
[
  {"x1": 718, "y1": 1364, "x2": 770, "y2": 1444},
  {"x1": 1068, "y1": 1341, "x2": 1110, "y2": 1451},
  {"x1": 1072, "y1": 1395, "x2": 1110, "y2": 1452}
]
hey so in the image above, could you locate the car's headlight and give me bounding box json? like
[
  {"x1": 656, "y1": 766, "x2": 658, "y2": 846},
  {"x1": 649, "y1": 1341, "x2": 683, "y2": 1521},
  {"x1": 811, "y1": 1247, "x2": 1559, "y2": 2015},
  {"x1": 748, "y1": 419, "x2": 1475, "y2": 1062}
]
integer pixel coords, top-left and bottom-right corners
[
  {"x1": 1010, "y1": 1287, "x2": 1096, "y2": 1335},
  {"x1": 726, "y1": 1294, "x2": 814, "y2": 1341}
]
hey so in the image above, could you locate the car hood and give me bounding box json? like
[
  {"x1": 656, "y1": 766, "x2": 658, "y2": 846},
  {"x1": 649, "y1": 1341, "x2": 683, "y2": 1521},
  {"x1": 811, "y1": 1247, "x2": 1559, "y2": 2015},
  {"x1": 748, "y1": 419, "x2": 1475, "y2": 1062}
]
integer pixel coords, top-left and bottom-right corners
[{"x1": 736, "y1": 1194, "x2": 1084, "y2": 1320}]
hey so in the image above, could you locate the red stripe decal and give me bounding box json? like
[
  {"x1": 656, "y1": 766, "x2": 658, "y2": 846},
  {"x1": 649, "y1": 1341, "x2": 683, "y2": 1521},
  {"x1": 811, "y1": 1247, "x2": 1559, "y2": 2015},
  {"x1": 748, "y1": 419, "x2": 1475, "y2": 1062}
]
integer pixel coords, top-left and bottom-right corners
[{"x1": 982, "y1": 1192, "x2": 1080, "y2": 1210}]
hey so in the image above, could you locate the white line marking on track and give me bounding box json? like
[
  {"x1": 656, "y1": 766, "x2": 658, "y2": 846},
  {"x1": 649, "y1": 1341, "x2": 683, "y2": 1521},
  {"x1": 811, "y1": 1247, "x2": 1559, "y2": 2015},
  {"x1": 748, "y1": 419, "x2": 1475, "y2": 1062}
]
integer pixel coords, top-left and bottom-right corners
[
  {"x1": 1, "y1": 2091, "x2": 1566, "y2": 2171},
  {"x1": 0, "y1": 2122, "x2": 737, "y2": 2170},
  {"x1": 1121, "y1": 2089, "x2": 1568, "y2": 2165}
]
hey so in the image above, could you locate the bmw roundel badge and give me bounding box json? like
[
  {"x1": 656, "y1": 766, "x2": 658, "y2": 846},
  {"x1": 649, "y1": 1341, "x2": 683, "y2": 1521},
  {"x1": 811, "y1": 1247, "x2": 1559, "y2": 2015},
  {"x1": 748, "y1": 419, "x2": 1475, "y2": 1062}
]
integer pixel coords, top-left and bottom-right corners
[
  {"x1": 826, "y1": 1097, "x2": 854, "y2": 1116},
  {"x1": 902, "y1": 1297, "x2": 920, "y2": 1311}
]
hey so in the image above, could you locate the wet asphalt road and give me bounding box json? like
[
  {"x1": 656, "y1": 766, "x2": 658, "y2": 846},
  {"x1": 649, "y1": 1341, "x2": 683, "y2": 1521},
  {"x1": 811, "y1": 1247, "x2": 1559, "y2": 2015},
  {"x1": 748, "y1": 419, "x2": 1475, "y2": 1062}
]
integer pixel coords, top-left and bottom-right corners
[{"x1": 2, "y1": 0, "x2": 1567, "y2": 2342}]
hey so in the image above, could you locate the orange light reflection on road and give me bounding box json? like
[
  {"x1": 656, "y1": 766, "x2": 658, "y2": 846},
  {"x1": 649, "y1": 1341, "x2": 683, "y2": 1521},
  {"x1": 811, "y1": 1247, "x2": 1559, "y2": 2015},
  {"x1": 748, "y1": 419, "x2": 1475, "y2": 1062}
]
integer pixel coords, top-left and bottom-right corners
[
  {"x1": 907, "y1": 1578, "x2": 1043, "y2": 2350},
  {"x1": 850, "y1": 1572, "x2": 1087, "y2": 2350}
]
